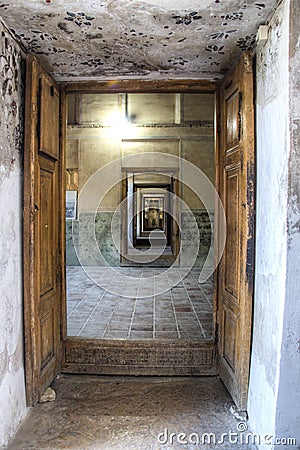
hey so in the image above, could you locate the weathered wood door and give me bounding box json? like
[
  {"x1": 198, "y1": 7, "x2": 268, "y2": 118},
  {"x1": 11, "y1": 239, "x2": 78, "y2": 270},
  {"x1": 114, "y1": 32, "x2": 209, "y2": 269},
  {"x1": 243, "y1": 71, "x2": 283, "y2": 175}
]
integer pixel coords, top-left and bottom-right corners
[
  {"x1": 217, "y1": 51, "x2": 255, "y2": 411},
  {"x1": 24, "y1": 55, "x2": 64, "y2": 405}
]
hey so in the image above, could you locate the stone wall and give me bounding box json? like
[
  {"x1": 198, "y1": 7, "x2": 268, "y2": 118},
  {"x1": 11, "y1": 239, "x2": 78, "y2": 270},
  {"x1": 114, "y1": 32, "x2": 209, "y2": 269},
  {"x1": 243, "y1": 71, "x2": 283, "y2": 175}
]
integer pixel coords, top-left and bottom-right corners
[
  {"x1": 66, "y1": 209, "x2": 213, "y2": 268},
  {"x1": 66, "y1": 212, "x2": 120, "y2": 267},
  {"x1": 0, "y1": 22, "x2": 28, "y2": 447}
]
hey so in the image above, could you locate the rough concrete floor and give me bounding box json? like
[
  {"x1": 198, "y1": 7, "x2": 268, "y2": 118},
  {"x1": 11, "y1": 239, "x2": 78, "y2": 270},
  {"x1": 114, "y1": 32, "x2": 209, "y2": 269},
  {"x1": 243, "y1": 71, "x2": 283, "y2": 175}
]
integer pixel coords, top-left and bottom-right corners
[{"x1": 8, "y1": 375, "x2": 257, "y2": 450}]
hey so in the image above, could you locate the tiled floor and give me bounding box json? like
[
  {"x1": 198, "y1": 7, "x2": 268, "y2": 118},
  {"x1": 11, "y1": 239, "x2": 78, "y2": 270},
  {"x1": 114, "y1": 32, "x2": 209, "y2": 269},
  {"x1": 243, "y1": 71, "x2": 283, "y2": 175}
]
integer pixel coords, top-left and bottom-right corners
[{"x1": 67, "y1": 266, "x2": 214, "y2": 340}]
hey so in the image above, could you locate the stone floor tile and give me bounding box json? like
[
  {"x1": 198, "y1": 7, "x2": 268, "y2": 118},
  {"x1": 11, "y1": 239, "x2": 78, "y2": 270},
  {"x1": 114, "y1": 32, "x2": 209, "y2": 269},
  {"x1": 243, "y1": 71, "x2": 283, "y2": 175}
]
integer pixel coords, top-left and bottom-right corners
[
  {"x1": 67, "y1": 267, "x2": 214, "y2": 341},
  {"x1": 129, "y1": 331, "x2": 154, "y2": 339},
  {"x1": 155, "y1": 331, "x2": 180, "y2": 339},
  {"x1": 103, "y1": 330, "x2": 129, "y2": 339}
]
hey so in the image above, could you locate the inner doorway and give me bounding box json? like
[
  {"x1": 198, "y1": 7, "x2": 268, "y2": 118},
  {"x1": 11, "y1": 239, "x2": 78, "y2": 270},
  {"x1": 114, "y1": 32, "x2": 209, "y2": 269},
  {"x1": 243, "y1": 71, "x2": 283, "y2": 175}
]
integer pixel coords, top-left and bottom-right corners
[{"x1": 65, "y1": 92, "x2": 217, "y2": 343}]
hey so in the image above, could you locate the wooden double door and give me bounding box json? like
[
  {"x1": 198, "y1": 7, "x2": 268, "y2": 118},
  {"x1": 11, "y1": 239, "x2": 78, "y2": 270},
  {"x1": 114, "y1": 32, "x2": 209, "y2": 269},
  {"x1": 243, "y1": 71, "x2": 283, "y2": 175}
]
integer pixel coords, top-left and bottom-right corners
[{"x1": 23, "y1": 53, "x2": 255, "y2": 411}]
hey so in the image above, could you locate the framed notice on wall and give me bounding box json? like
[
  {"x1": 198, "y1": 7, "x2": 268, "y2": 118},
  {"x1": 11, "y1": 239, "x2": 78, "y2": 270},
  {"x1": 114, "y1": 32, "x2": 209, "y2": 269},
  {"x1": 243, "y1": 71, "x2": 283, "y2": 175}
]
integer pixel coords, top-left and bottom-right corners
[{"x1": 66, "y1": 190, "x2": 77, "y2": 220}]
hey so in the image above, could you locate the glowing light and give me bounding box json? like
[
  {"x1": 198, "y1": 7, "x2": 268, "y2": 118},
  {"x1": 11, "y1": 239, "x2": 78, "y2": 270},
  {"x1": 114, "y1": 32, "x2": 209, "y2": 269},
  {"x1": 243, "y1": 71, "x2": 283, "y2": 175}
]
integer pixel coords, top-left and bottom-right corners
[{"x1": 105, "y1": 111, "x2": 135, "y2": 139}]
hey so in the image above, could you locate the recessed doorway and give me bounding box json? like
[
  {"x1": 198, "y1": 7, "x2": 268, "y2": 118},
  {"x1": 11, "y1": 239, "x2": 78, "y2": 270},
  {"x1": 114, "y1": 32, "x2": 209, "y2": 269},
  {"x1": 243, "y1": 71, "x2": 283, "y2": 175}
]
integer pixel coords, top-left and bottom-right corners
[
  {"x1": 65, "y1": 92, "x2": 216, "y2": 343},
  {"x1": 23, "y1": 57, "x2": 255, "y2": 409}
]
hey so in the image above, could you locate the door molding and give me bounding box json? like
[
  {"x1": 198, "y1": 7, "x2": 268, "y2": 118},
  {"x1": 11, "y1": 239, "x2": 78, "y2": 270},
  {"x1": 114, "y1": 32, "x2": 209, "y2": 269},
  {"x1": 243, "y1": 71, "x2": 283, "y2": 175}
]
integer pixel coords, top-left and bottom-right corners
[{"x1": 60, "y1": 79, "x2": 217, "y2": 93}]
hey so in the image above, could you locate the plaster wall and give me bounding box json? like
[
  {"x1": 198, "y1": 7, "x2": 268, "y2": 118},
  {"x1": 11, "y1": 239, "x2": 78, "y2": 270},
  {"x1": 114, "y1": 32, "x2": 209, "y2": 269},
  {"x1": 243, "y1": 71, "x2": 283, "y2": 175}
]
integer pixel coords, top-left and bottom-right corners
[
  {"x1": 0, "y1": 23, "x2": 28, "y2": 448},
  {"x1": 66, "y1": 93, "x2": 215, "y2": 267},
  {"x1": 248, "y1": 0, "x2": 300, "y2": 446},
  {"x1": 67, "y1": 92, "x2": 215, "y2": 205},
  {"x1": 275, "y1": 0, "x2": 300, "y2": 444}
]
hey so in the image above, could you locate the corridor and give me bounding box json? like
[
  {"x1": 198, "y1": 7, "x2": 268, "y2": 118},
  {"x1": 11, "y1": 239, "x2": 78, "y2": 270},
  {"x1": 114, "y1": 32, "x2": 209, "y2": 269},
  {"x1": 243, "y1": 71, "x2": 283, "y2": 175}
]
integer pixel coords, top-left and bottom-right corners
[{"x1": 1, "y1": 1, "x2": 300, "y2": 448}]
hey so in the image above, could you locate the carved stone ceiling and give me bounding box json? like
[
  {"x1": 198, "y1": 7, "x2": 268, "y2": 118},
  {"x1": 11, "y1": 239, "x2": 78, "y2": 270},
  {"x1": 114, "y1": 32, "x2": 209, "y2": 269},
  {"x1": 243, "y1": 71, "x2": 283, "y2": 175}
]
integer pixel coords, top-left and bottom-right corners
[{"x1": 0, "y1": 1, "x2": 278, "y2": 81}]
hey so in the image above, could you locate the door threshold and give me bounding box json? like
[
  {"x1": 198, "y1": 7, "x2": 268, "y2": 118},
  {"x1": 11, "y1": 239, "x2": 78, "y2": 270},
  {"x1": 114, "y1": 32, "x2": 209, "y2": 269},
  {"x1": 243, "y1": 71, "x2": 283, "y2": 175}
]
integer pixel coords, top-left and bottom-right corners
[{"x1": 62, "y1": 338, "x2": 217, "y2": 376}]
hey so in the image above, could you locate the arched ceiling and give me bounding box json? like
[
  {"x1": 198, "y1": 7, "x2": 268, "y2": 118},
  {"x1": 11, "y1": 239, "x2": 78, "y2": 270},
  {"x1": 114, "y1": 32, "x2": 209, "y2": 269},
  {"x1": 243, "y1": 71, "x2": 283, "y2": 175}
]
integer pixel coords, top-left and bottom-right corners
[{"x1": 0, "y1": 0, "x2": 278, "y2": 81}]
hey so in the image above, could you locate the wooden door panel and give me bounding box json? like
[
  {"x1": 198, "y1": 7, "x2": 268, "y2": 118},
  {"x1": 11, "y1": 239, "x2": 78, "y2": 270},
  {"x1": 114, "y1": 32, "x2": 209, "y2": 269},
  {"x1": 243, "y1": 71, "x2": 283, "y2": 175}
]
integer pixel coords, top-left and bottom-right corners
[
  {"x1": 38, "y1": 155, "x2": 60, "y2": 377},
  {"x1": 222, "y1": 307, "x2": 237, "y2": 371},
  {"x1": 225, "y1": 88, "x2": 241, "y2": 152},
  {"x1": 39, "y1": 303, "x2": 59, "y2": 393},
  {"x1": 40, "y1": 306, "x2": 56, "y2": 370},
  {"x1": 224, "y1": 164, "x2": 240, "y2": 300},
  {"x1": 218, "y1": 52, "x2": 255, "y2": 411},
  {"x1": 24, "y1": 55, "x2": 63, "y2": 405},
  {"x1": 39, "y1": 75, "x2": 60, "y2": 160},
  {"x1": 39, "y1": 157, "x2": 56, "y2": 296}
]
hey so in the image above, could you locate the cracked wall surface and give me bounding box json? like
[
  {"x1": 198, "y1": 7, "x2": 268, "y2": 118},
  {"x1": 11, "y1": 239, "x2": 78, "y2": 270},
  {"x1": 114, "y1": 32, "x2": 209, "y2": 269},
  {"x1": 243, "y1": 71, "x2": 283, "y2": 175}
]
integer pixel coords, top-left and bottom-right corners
[
  {"x1": 248, "y1": 0, "x2": 290, "y2": 444},
  {"x1": 0, "y1": 22, "x2": 28, "y2": 448},
  {"x1": 248, "y1": 0, "x2": 300, "y2": 447},
  {"x1": 275, "y1": 0, "x2": 300, "y2": 443}
]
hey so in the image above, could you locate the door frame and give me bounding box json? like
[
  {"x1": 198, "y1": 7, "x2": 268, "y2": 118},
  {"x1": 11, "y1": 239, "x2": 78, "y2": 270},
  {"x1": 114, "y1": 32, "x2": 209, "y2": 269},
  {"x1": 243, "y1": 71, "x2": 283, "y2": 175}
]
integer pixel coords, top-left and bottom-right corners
[
  {"x1": 58, "y1": 80, "x2": 220, "y2": 375},
  {"x1": 24, "y1": 71, "x2": 256, "y2": 403},
  {"x1": 120, "y1": 167, "x2": 179, "y2": 266}
]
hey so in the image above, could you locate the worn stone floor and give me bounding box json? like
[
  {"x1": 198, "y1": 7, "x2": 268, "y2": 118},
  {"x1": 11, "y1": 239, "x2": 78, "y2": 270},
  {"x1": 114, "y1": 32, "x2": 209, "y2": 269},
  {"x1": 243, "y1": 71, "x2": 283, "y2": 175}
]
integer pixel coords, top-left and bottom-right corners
[
  {"x1": 67, "y1": 267, "x2": 214, "y2": 340},
  {"x1": 8, "y1": 375, "x2": 257, "y2": 450}
]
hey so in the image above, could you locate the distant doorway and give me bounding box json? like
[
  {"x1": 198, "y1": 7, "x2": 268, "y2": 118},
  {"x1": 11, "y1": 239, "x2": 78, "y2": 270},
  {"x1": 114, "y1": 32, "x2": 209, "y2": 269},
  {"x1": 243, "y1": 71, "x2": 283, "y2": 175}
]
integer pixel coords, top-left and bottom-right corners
[{"x1": 122, "y1": 170, "x2": 179, "y2": 267}]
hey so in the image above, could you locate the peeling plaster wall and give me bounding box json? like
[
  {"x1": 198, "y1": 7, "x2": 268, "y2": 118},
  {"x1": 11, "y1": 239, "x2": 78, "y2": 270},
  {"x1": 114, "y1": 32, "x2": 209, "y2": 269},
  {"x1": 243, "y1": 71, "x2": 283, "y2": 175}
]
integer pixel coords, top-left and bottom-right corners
[
  {"x1": 275, "y1": 0, "x2": 300, "y2": 444},
  {"x1": 0, "y1": 22, "x2": 28, "y2": 447},
  {"x1": 248, "y1": 0, "x2": 300, "y2": 446}
]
